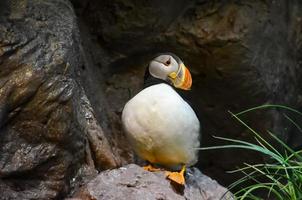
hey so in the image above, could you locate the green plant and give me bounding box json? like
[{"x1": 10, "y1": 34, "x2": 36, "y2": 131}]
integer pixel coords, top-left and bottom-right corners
[{"x1": 199, "y1": 105, "x2": 302, "y2": 200}]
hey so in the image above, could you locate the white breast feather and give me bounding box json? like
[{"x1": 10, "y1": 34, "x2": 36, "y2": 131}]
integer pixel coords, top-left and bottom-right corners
[{"x1": 122, "y1": 84, "x2": 200, "y2": 168}]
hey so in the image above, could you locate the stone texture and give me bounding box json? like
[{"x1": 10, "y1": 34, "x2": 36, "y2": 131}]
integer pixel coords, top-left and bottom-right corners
[
  {"x1": 72, "y1": 0, "x2": 302, "y2": 185},
  {"x1": 73, "y1": 164, "x2": 233, "y2": 200},
  {"x1": 0, "y1": 0, "x2": 118, "y2": 199}
]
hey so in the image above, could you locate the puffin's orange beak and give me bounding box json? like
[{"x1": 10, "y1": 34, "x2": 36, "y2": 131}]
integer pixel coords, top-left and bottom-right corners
[
  {"x1": 181, "y1": 66, "x2": 192, "y2": 90},
  {"x1": 168, "y1": 63, "x2": 192, "y2": 90}
]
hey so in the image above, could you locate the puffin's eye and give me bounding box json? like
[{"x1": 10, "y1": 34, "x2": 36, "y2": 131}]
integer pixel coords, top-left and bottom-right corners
[{"x1": 164, "y1": 58, "x2": 171, "y2": 66}]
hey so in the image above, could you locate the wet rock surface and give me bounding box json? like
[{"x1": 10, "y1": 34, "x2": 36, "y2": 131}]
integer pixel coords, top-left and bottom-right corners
[
  {"x1": 73, "y1": 164, "x2": 233, "y2": 200},
  {"x1": 0, "y1": 0, "x2": 117, "y2": 199}
]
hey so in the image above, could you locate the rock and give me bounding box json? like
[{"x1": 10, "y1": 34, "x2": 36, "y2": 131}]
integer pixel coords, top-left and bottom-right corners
[
  {"x1": 73, "y1": 164, "x2": 233, "y2": 200},
  {"x1": 72, "y1": 0, "x2": 302, "y2": 185},
  {"x1": 0, "y1": 0, "x2": 118, "y2": 199}
]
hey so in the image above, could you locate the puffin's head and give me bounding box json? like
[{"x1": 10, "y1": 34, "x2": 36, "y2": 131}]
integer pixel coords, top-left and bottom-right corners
[{"x1": 147, "y1": 53, "x2": 192, "y2": 90}]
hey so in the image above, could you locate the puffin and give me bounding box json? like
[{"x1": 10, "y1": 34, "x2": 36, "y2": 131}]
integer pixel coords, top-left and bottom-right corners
[{"x1": 122, "y1": 53, "x2": 200, "y2": 185}]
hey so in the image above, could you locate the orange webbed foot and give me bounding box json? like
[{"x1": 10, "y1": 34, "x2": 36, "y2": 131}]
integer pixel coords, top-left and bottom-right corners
[
  {"x1": 165, "y1": 165, "x2": 186, "y2": 185},
  {"x1": 143, "y1": 164, "x2": 162, "y2": 172}
]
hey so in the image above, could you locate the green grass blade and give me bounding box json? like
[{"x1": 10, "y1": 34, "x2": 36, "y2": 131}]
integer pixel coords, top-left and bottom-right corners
[
  {"x1": 199, "y1": 136, "x2": 285, "y2": 164},
  {"x1": 235, "y1": 104, "x2": 302, "y2": 117},
  {"x1": 267, "y1": 130, "x2": 302, "y2": 162},
  {"x1": 229, "y1": 111, "x2": 282, "y2": 157},
  {"x1": 237, "y1": 184, "x2": 285, "y2": 200},
  {"x1": 283, "y1": 113, "x2": 302, "y2": 133},
  {"x1": 202, "y1": 105, "x2": 302, "y2": 199}
]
